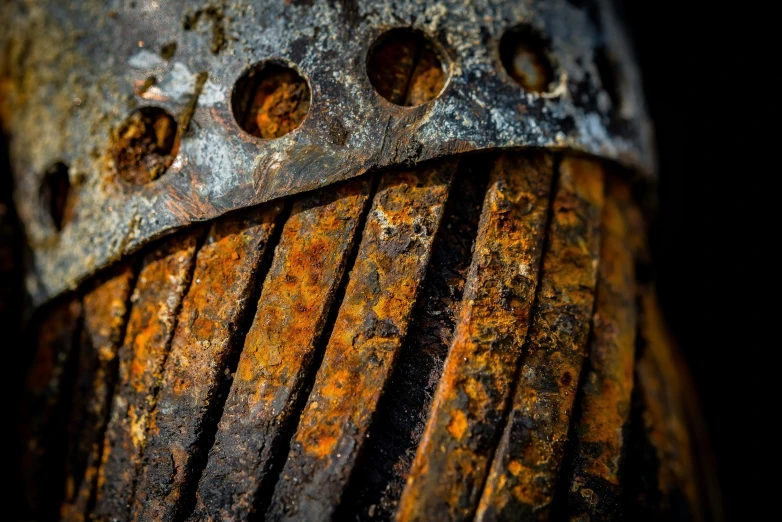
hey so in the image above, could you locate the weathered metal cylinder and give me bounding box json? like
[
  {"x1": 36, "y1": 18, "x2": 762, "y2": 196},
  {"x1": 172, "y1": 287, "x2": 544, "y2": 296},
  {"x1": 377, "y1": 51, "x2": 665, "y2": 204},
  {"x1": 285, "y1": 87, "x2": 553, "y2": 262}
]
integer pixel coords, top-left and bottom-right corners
[{"x1": 1, "y1": 1, "x2": 720, "y2": 521}]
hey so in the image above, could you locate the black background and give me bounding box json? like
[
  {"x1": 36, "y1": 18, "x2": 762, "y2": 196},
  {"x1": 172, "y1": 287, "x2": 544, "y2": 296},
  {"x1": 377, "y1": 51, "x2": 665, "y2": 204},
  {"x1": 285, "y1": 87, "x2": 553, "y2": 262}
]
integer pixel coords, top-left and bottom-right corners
[{"x1": 621, "y1": 1, "x2": 748, "y2": 520}]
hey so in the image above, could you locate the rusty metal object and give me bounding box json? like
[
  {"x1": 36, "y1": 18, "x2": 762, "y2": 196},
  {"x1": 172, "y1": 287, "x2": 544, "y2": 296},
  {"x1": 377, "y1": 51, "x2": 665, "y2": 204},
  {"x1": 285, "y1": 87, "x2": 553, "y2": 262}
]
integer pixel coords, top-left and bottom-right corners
[
  {"x1": 0, "y1": 0, "x2": 653, "y2": 305},
  {"x1": 61, "y1": 264, "x2": 137, "y2": 522},
  {"x1": 131, "y1": 203, "x2": 282, "y2": 521},
  {"x1": 13, "y1": 154, "x2": 721, "y2": 521},
  {"x1": 398, "y1": 152, "x2": 553, "y2": 522},
  {"x1": 192, "y1": 177, "x2": 372, "y2": 521},
  {"x1": 474, "y1": 157, "x2": 605, "y2": 522},
  {"x1": 7, "y1": 2, "x2": 722, "y2": 520},
  {"x1": 93, "y1": 230, "x2": 201, "y2": 520},
  {"x1": 266, "y1": 158, "x2": 455, "y2": 521}
]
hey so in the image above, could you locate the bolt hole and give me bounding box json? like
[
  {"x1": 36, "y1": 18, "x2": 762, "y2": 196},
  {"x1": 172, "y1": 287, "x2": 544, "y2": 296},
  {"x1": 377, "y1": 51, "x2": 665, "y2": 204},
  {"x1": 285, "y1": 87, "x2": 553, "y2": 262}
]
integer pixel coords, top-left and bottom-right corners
[
  {"x1": 367, "y1": 28, "x2": 448, "y2": 106},
  {"x1": 111, "y1": 107, "x2": 177, "y2": 185},
  {"x1": 231, "y1": 62, "x2": 311, "y2": 139},
  {"x1": 594, "y1": 45, "x2": 622, "y2": 115},
  {"x1": 40, "y1": 162, "x2": 73, "y2": 231},
  {"x1": 499, "y1": 25, "x2": 555, "y2": 93}
]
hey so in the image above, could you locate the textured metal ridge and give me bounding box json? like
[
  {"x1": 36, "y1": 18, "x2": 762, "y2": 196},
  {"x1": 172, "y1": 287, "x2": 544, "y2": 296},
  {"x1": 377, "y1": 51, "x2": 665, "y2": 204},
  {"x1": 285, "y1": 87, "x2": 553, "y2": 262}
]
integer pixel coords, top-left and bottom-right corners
[{"x1": 0, "y1": 0, "x2": 653, "y2": 305}]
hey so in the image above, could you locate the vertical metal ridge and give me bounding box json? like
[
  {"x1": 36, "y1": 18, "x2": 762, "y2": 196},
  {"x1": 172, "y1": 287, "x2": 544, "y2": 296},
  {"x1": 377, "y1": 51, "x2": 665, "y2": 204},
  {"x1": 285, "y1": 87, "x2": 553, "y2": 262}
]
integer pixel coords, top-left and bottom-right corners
[
  {"x1": 189, "y1": 176, "x2": 375, "y2": 522},
  {"x1": 92, "y1": 228, "x2": 204, "y2": 521},
  {"x1": 265, "y1": 158, "x2": 457, "y2": 522},
  {"x1": 128, "y1": 202, "x2": 285, "y2": 522},
  {"x1": 474, "y1": 156, "x2": 606, "y2": 522},
  {"x1": 61, "y1": 261, "x2": 140, "y2": 522},
  {"x1": 334, "y1": 155, "x2": 493, "y2": 522},
  {"x1": 552, "y1": 177, "x2": 639, "y2": 521},
  {"x1": 397, "y1": 152, "x2": 554, "y2": 522}
]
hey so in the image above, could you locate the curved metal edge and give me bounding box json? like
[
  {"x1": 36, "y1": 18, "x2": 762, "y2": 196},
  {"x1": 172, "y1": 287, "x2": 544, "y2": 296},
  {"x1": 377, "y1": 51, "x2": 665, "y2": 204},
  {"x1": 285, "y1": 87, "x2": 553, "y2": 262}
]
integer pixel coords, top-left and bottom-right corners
[{"x1": 0, "y1": 0, "x2": 655, "y2": 306}]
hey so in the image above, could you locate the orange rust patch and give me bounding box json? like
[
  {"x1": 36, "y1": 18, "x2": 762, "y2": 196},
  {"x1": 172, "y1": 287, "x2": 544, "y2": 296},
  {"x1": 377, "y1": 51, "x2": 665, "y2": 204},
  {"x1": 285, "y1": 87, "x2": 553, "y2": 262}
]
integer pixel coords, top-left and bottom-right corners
[
  {"x1": 447, "y1": 410, "x2": 469, "y2": 440},
  {"x1": 398, "y1": 152, "x2": 553, "y2": 522},
  {"x1": 475, "y1": 157, "x2": 605, "y2": 522},
  {"x1": 265, "y1": 158, "x2": 456, "y2": 521},
  {"x1": 92, "y1": 230, "x2": 201, "y2": 521},
  {"x1": 131, "y1": 203, "x2": 283, "y2": 522},
  {"x1": 192, "y1": 178, "x2": 372, "y2": 521},
  {"x1": 557, "y1": 176, "x2": 638, "y2": 520}
]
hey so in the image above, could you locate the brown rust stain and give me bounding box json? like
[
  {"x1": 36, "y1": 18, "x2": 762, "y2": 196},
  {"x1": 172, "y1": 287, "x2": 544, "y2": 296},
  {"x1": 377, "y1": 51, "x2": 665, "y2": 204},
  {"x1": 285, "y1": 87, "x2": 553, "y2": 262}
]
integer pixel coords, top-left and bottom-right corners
[
  {"x1": 92, "y1": 230, "x2": 201, "y2": 521},
  {"x1": 474, "y1": 157, "x2": 605, "y2": 522},
  {"x1": 559, "y1": 178, "x2": 638, "y2": 521},
  {"x1": 131, "y1": 203, "x2": 283, "y2": 522},
  {"x1": 265, "y1": 158, "x2": 457, "y2": 522},
  {"x1": 367, "y1": 29, "x2": 445, "y2": 106},
  {"x1": 241, "y1": 66, "x2": 311, "y2": 139},
  {"x1": 335, "y1": 157, "x2": 491, "y2": 522},
  {"x1": 397, "y1": 152, "x2": 554, "y2": 522},
  {"x1": 60, "y1": 263, "x2": 137, "y2": 522},
  {"x1": 110, "y1": 107, "x2": 178, "y2": 186},
  {"x1": 20, "y1": 297, "x2": 82, "y2": 519},
  {"x1": 191, "y1": 177, "x2": 372, "y2": 521}
]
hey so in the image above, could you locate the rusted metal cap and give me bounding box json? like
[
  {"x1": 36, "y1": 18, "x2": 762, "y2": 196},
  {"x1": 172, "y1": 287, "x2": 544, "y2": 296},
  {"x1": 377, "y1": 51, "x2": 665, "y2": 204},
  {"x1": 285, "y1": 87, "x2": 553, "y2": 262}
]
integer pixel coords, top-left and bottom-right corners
[{"x1": 0, "y1": 0, "x2": 653, "y2": 305}]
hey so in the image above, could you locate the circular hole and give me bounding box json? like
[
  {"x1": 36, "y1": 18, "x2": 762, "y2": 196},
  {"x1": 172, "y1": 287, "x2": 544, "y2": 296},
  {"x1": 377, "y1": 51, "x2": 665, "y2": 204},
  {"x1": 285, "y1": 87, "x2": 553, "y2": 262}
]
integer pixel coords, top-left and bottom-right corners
[
  {"x1": 367, "y1": 28, "x2": 448, "y2": 107},
  {"x1": 499, "y1": 25, "x2": 555, "y2": 93},
  {"x1": 231, "y1": 62, "x2": 311, "y2": 139},
  {"x1": 111, "y1": 107, "x2": 177, "y2": 185},
  {"x1": 40, "y1": 162, "x2": 73, "y2": 231}
]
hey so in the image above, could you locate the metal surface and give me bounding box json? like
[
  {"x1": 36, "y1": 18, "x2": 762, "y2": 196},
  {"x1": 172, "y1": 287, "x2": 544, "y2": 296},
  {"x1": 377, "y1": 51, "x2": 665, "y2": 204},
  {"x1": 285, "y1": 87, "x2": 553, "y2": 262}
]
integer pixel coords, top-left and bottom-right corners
[
  {"x1": 0, "y1": 0, "x2": 653, "y2": 306},
  {"x1": 14, "y1": 153, "x2": 722, "y2": 521}
]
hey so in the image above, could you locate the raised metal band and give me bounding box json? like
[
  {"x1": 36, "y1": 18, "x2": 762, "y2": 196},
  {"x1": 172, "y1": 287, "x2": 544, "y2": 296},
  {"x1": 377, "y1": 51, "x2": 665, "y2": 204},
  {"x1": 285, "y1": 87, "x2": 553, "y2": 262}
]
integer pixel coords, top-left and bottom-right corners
[{"x1": 1, "y1": 0, "x2": 653, "y2": 305}]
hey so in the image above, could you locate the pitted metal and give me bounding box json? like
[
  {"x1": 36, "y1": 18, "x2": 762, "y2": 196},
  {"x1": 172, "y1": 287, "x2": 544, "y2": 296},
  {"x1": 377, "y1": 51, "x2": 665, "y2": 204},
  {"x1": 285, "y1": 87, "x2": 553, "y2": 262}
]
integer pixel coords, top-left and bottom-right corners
[{"x1": 0, "y1": 0, "x2": 653, "y2": 305}]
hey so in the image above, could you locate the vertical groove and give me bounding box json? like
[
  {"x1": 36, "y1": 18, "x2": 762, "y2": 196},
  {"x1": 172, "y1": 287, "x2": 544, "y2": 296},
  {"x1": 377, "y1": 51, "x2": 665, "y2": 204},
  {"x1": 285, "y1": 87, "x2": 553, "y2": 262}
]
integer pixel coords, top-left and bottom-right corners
[
  {"x1": 335, "y1": 154, "x2": 492, "y2": 522},
  {"x1": 397, "y1": 152, "x2": 554, "y2": 522},
  {"x1": 185, "y1": 177, "x2": 378, "y2": 522},
  {"x1": 176, "y1": 199, "x2": 293, "y2": 521},
  {"x1": 551, "y1": 176, "x2": 639, "y2": 521},
  {"x1": 92, "y1": 228, "x2": 204, "y2": 521},
  {"x1": 130, "y1": 201, "x2": 285, "y2": 522},
  {"x1": 475, "y1": 156, "x2": 606, "y2": 522},
  {"x1": 61, "y1": 260, "x2": 141, "y2": 521},
  {"x1": 248, "y1": 175, "x2": 379, "y2": 521},
  {"x1": 265, "y1": 158, "x2": 457, "y2": 522}
]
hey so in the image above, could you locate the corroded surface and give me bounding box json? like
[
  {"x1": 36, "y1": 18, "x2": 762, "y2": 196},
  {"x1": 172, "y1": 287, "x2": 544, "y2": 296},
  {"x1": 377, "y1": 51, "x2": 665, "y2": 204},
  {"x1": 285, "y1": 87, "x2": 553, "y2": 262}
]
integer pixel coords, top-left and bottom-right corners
[
  {"x1": 20, "y1": 297, "x2": 82, "y2": 519},
  {"x1": 192, "y1": 178, "x2": 372, "y2": 521},
  {"x1": 474, "y1": 158, "x2": 605, "y2": 521},
  {"x1": 61, "y1": 264, "x2": 137, "y2": 522},
  {"x1": 266, "y1": 159, "x2": 456, "y2": 521},
  {"x1": 13, "y1": 154, "x2": 722, "y2": 521},
  {"x1": 131, "y1": 203, "x2": 283, "y2": 521},
  {"x1": 551, "y1": 178, "x2": 637, "y2": 521},
  {"x1": 0, "y1": 0, "x2": 653, "y2": 305},
  {"x1": 398, "y1": 152, "x2": 553, "y2": 522},
  {"x1": 93, "y1": 231, "x2": 201, "y2": 520},
  {"x1": 337, "y1": 157, "x2": 490, "y2": 522}
]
